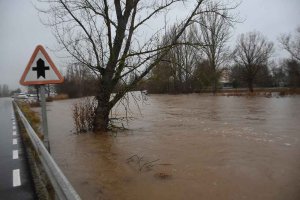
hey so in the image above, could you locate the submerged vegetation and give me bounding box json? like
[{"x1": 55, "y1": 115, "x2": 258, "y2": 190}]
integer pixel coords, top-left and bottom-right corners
[{"x1": 72, "y1": 98, "x2": 96, "y2": 134}]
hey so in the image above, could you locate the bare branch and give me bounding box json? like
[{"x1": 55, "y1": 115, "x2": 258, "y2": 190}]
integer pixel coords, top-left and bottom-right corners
[{"x1": 279, "y1": 27, "x2": 300, "y2": 62}]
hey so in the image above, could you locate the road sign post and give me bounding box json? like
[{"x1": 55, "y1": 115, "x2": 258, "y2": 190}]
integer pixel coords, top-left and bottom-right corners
[
  {"x1": 40, "y1": 85, "x2": 50, "y2": 151},
  {"x1": 20, "y1": 45, "x2": 64, "y2": 152}
]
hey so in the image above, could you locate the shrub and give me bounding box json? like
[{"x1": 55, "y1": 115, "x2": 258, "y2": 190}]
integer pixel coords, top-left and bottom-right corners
[{"x1": 72, "y1": 97, "x2": 96, "y2": 133}]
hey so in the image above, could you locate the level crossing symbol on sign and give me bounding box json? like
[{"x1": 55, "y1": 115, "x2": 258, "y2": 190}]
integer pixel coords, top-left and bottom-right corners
[{"x1": 20, "y1": 45, "x2": 64, "y2": 86}]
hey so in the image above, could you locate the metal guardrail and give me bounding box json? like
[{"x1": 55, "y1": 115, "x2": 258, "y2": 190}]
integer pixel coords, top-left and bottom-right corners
[{"x1": 14, "y1": 102, "x2": 81, "y2": 200}]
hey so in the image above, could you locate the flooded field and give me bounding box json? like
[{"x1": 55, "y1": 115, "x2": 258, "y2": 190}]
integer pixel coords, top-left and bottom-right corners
[{"x1": 44, "y1": 94, "x2": 300, "y2": 200}]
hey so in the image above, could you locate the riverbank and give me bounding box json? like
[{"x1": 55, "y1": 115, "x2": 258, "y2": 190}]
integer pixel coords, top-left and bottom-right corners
[
  {"x1": 146, "y1": 87, "x2": 300, "y2": 96},
  {"x1": 216, "y1": 87, "x2": 300, "y2": 97}
]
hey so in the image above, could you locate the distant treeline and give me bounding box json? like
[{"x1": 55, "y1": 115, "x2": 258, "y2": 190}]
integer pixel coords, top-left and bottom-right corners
[
  {"x1": 56, "y1": 26, "x2": 300, "y2": 97},
  {"x1": 141, "y1": 59, "x2": 300, "y2": 94},
  {"x1": 55, "y1": 64, "x2": 98, "y2": 98},
  {"x1": 0, "y1": 84, "x2": 22, "y2": 97},
  {"x1": 56, "y1": 57, "x2": 300, "y2": 97},
  {"x1": 0, "y1": 84, "x2": 10, "y2": 97}
]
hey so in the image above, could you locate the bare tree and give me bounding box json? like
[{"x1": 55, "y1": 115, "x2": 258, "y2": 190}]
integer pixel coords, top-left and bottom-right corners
[
  {"x1": 171, "y1": 29, "x2": 201, "y2": 92},
  {"x1": 193, "y1": 2, "x2": 233, "y2": 93},
  {"x1": 192, "y1": 59, "x2": 215, "y2": 90},
  {"x1": 271, "y1": 63, "x2": 287, "y2": 87},
  {"x1": 38, "y1": 0, "x2": 235, "y2": 132},
  {"x1": 284, "y1": 59, "x2": 300, "y2": 87},
  {"x1": 159, "y1": 26, "x2": 201, "y2": 93},
  {"x1": 1, "y1": 84, "x2": 10, "y2": 97},
  {"x1": 56, "y1": 63, "x2": 97, "y2": 98},
  {"x1": 279, "y1": 26, "x2": 300, "y2": 62},
  {"x1": 278, "y1": 26, "x2": 300, "y2": 87},
  {"x1": 233, "y1": 31, "x2": 274, "y2": 92}
]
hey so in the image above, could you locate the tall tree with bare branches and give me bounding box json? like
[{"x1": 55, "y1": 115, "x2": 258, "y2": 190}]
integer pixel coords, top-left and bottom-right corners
[
  {"x1": 38, "y1": 0, "x2": 235, "y2": 132},
  {"x1": 279, "y1": 26, "x2": 300, "y2": 62},
  {"x1": 233, "y1": 31, "x2": 274, "y2": 92},
  {"x1": 193, "y1": 2, "x2": 233, "y2": 93},
  {"x1": 160, "y1": 26, "x2": 201, "y2": 93}
]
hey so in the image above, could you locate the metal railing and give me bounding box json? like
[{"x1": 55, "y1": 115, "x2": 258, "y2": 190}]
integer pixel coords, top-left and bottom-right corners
[{"x1": 14, "y1": 102, "x2": 81, "y2": 200}]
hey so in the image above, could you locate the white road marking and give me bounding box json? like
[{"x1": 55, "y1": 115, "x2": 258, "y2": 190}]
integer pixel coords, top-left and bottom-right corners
[
  {"x1": 13, "y1": 139, "x2": 17, "y2": 145},
  {"x1": 13, "y1": 150, "x2": 19, "y2": 159},
  {"x1": 13, "y1": 131, "x2": 17, "y2": 136},
  {"x1": 13, "y1": 169, "x2": 21, "y2": 187},
  {"x1": 12, "y1": 122, "x2": 16, "y2": 125},
  {"x1": 12, "y1": 125, "x2": 16, "y2": 130}
]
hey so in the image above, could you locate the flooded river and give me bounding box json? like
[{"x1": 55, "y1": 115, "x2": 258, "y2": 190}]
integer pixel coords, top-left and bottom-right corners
[{"x1": 44, "y1": 94, "x2": 300, "y2": 200}]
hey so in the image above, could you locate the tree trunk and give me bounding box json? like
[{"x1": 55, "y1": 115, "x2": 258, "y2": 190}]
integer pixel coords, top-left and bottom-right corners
[
  {"x1": 248, "y1": 80, "x2": 254, "y2": 93},
  {"x1": 212, "y1": 79, "x2": 218, "y2": 94},
  {"x1": 93, "y1": 102, "x2": 110, "y2": 132},
  {"x1": 93, "y1": 82, "x2": 111, "y2": 132},
  {"x1": 212, "y1": 71, "x2": 218, "y2": 94}
]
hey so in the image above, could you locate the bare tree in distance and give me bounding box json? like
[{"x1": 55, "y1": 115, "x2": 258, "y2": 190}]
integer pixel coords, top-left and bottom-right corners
[
  {"x1": 279, "y1": 27, "x2": 300, "y2": 88},
  {"x1": 161, "y1": 26, "x2": 202, "y2": 93},
  {"x1": 233, "y1": 31, "x2": 274, "y2": 92},
  {"x1": 192, "y1": 2, "x2": 234, "y2": 93},
  {"x1": 57, "y1": 63, "x2": 98, "y2": 98},
  {"x1": 37, "y1": 0, "x2": 237, "y2": 132},
  {"x1": 279, "y1": 26, "x2": 300, "y2": 62},
  {"x1": 0, "y1": 84, "x2": 10, "y2": 97},
  {"x1": 283, "y1": 59, "x2": 300, "y2": 87}
]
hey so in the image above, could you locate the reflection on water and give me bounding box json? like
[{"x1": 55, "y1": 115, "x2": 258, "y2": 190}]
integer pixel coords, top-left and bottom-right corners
[{"x1": 45, "y1": 94, "x2": 300, "y2": 200}]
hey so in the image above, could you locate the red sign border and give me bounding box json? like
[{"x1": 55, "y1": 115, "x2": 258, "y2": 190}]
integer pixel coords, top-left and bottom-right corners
[{"x1": 20, "y1": 45, "x2": 64, "y2": 86}]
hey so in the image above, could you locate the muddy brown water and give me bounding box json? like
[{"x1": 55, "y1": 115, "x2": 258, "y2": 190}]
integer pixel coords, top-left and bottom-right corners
[{"x1": 41, "y1": 94, "x2": 300, "y2": 200}]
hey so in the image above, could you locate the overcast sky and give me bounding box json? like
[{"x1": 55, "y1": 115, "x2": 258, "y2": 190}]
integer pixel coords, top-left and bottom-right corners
[{"x1": 0, "y1": 0, "x2": 299, "y2": 90}]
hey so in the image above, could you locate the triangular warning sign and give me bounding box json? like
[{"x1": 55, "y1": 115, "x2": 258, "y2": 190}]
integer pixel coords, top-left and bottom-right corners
[{"x1": 20, "y1": 45, "x2": 64, "y2": 86}]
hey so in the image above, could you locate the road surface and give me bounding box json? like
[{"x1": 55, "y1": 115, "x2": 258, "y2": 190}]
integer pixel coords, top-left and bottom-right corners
[{"x1": 0, "y1": 98, "x2": 36, "y2": 199}]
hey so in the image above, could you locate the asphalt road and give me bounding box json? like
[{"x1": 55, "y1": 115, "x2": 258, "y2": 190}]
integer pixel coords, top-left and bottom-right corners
[{"x1": 0, "y1": 98, "x2": 36, "y2": 199}]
